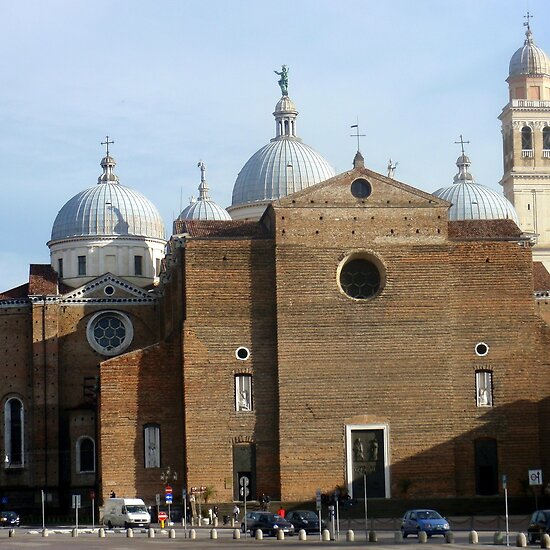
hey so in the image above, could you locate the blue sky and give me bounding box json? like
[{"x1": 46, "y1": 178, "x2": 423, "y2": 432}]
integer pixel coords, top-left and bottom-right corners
[{"x1": 1, "y1": 0, "x2": 548, "y2": 291}]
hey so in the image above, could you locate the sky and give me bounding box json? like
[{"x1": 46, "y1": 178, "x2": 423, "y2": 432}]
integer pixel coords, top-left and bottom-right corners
[{"x1": 1, "y1": 0, "x2": 548, "y2": 291}]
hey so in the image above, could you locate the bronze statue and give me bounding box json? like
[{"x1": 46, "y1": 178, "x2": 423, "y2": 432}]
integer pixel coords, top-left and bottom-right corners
[{"x1": 274, "y1": 65, "x2": 289, "y2": 96}]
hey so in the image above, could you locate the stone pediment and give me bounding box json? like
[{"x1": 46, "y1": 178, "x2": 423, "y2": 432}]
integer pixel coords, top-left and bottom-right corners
[
  {"x1": 274, "y1": 167, "x2": 450, "y2": 210},
  {"x1": 59, "y1": 273, "x2": 156, "y2": 304}
]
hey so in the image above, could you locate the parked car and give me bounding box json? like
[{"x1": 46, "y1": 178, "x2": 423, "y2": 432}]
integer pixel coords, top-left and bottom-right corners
[
  {"x1": 0, "y1": 511, "x2": 20, "y2": 527},
  {"x1": 242, "y1": 512, "x2": 295, "y2": 536},
  {"x1": 401, "y1": 509, "x2": 450, "y2": 537},
  {"x1": 527, "y1": 510, "x2": 550, "y2": 543},
  {"x1": 286, "y1": 510, "x2": 326, "y2": 533},
  {"x1": 241, "y1": 511, "x2": 260, "y2": 533}
]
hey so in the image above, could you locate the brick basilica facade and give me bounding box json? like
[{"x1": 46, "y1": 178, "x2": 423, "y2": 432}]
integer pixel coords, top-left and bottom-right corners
[{"x1": 2, "y1": 22, "x2": 550, "y2": 516}]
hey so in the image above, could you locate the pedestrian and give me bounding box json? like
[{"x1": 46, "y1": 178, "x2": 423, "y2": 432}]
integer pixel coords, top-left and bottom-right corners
[
  {"x1": 277, "y1": 506, "x2": 285, "y2": 518},
  {"x1": 233, "y1": 504, "x2": 240, "y2": 521}
]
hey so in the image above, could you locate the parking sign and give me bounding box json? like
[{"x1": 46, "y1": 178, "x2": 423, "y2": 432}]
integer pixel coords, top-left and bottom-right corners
[{"x1": 529, "y1": 469, "x2": 543, "y2": 486}]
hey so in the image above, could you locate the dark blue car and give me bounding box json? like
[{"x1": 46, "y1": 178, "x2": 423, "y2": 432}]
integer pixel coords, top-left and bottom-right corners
[{"x1": 401, "y1": 509, "x2": 450, "y2": 537}]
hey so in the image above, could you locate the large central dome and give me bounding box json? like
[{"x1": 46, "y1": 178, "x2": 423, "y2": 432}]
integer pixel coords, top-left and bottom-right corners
[
  {"x1": 51, "y1": 155, "x2": 165, "y2": 241},
  {"x1": 228, "y1": 69, "x2": 335, "y2": 220}
]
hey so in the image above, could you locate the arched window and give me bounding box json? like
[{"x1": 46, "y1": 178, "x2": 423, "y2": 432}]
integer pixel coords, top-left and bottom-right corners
[
  {"x1": 522, "y1": 126, "x2": 533, "y2": 150},
  {"x1": 4, "y1": 398, "x2": 24, "y2": 467},
  {"x1": 76, "y1": 436, "x2": 95, "y2": 473},
  {"x1": 543, "y1": 127, "x2": 550, "y2": 151}
]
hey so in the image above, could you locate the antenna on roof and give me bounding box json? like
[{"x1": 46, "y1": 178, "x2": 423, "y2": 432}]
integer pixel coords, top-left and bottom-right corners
[{"x1": 350, "y1": 118, "x2": 366, "y2": 153}]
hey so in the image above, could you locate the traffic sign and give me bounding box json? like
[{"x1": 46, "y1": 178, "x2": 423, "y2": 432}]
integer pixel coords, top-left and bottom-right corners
[
  {"x1": 165, "y1": 485, "x2": 173, "y2": 495},
  {"x1": 239, "y1": 476, "x2": 249, "y2": 487},
  {"x1": 158, "y1": 511, "x2": 168, "y2": 521},
  {"x1": 529, "y1": 469, "x2": 543, "y2": 486},
  {"x1": 165, "y1": 493, "x2": 173, "y2": 503},
  {"x1": 240, "y1": 486, "x2": 250, "y2": 497}
]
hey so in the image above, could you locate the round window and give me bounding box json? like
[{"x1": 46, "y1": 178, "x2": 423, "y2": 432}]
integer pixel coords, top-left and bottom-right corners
[
  {"x1": 104, "y1": 285, "x2": 115, "y2": 296},
  {"x1": 86, "y1": 311, "x2": 133, "y2": 356},
  {"x1": 338, "y1": 255, "x2": 384, "y2": 300},
  {"x1": 350, "y1": 178, "x2": 372, "y2": 199},
  {"x1": 236, "y1": 347, "x2": 250, "y2": 361},
  {"x1": 475, "y1": 342, "x2": 489, "y2": 357}
]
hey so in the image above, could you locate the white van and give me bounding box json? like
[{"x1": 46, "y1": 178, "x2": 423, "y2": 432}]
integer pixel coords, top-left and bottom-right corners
[{"x1": 103, "y1": 498, "x2": 151, "y2": 529}]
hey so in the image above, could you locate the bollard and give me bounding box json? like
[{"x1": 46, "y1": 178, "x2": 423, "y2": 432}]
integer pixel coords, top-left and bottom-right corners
[
  {"x1": 214, "y1": 517, "x2": 219, "y2": 527},
  {"x1": 42, "y1": 529, "x2": 49, "y2": 537},
  {"x1": 298, "y1": 529, "x2": 307, "y2": 541},
  {"x1": 469, "y1": 530, "x2": 479, "y2": 544},
  {"x1": 542, "y1": 534, "x2": 550, "y2": 549},
  {"x1": 277, "y1": 529, "x2": 284, "y2": 540},
  {"x1": 419, "y1": 530, "x2": 428, "y2": 543},
  {"x1": 369, "y1": 530, "x2": 378, "y2": 542},
  {"x1": 189, "y1": 529, "x2": 196, "y2": 539},
  {"x1": 231, "y1": 518, "x2": 235, "y2": 528},
  {"x1": 322, "y1": 529, "x2": 331, "y2": 541},
  {"x1": 256, "y1": 529, "x2": 264, "y2": 540},
  {"x1": 516, "y1": 532, "x2": 526, "y2": 547},
  {"x1": 210, "y1": 528, "x2": 218, "y2": 539},
  {"x1": 233, "y1": 528, "x2": 241, "y2": 539},
  {"x1": 445, "y1": 531, "x2": 455, "y2": 544},
  {"x1": 346, "y1": 529, "x2": 355, "y2": 542},
  {"x1": 494, "y1": 531, "x2": 504, "y2": 545},
  {"x1": 98, "y1": 527, "x2": 106, "y2": 538},
  {"x1": 148, "y1": 527, "x2": 155, "y2": 538},
  {"x1": 72, "y1": 528, "x2": 79, "y2": 537},
  {"x1": 126, "y1": 528, "x2": 134, "y2": 538},
  {"x1": 395, "y1": 530, "x2": 403, "y2": 543},
  {"x1": 8, "y1": 529, "x2": 15, "y2": 537},
  {"x1": 169, "y1": 528, "x2": 176, "y2": 539}
]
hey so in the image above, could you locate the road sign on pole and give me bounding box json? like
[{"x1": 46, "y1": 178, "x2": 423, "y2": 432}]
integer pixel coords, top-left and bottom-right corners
[{"x1": 529, "y1": 469, "x2": 543, "y2": 486}]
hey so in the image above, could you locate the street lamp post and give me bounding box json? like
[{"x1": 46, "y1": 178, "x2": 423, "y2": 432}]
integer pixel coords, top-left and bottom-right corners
[{"x1": 160, "y1": 466, "x2": 177, "y2": 526}]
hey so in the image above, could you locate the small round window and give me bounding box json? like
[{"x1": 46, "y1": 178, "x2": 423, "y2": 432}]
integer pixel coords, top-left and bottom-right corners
[
  {"x1": 338, "y1": 255, "x2": 383, "y2": 300},
  {"x1": 86, "y1": 311, "x2": 133, "y2": 356},
  {"x1": 236, "y1": 347, "x2": 250, "y2": 361},
  {"x1": 350, "y1": 178, "x2": 372, "y2": 199},
  {"x1": 475, "y1": 342, "x2": 489, "y2": 357},
  {"x1": 104, "y1": 285, "x2": 115, "y2": 296}
]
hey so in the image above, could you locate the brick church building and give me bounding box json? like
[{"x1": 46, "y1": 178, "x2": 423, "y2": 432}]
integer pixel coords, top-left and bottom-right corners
[{"x1": 2, "y1": 22, "x2": 550, "y2": 514}]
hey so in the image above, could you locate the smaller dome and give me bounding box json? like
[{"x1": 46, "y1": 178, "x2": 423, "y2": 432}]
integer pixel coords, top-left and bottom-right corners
[
  {"x1": 433, "y1": 152, "x2": 519, "y2": 224},
  {"x1": 509, "y1": 28, "x2": 550, "y2": 77},
  {"x1": 177, "y1": 161, "x2": 231, "y2": 222},
  {"x1": 274, "y1": 96, "x2": 297, "y2": 114}
]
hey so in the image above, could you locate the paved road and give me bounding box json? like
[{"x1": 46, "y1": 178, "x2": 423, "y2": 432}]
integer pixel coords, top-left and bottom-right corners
[{"x1": 0, "y1": 526, "x2": 526, "y2": 549}]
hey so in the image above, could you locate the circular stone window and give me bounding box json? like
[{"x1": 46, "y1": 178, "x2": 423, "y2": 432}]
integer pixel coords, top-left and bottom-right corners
[
  {"x1": 475, "y1": 342, "x2": 489, "y2": 357},
  {"x1": 86, "y1": 311, "x2": 134, "y2": 356},
  {"x1": 236, "y1": 346, "x2": 250, "y2": 361},
  {"x1": 338, "y1": 254, "x2": 384, "y2": 300},
  {"x1": 350, "y1": 178, "x2": 372, "y2": 199},
  {"x1": 104, "y1": 285, "x2": 115, "y2": 296}
]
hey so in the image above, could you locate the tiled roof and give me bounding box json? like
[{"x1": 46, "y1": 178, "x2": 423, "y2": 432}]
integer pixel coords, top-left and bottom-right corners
[
  {"x1": 173, "y1": 219, "x2": 270, "y2": 239},
  {"x1": 0, "y1": 283, "x2": 30, "y2": 300},
  {"x1": 448, "y1": 219, "x2": 522, "y2": 240},
  {"x1": 534, "y1": 262, "x2": 550, "y2": 292}
]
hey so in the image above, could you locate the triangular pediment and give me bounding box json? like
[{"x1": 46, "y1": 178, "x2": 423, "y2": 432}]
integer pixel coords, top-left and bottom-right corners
[
  {"x1": 60, "y1": 273, "x2": 157, "y2": 304},
  {"x1": 274, "y1": 166, "x2": 450, "y2": 209}
]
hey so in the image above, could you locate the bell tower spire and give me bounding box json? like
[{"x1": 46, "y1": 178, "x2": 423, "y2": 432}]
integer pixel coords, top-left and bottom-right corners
[{"x1": 499, "y1": 15, "x2": 550, "y2": 268}]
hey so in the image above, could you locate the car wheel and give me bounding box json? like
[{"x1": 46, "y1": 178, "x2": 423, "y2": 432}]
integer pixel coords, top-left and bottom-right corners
[
  {"x1": 124, "y1": 522, "x2": 129, "y2": 529},
  {"x1": 401, "y1": 528, "x2": 408, "y2": 538},
  {"x1": 528, "y1": 533, "x2": 536, "y2": 544},
  {"x1": 107, "y1": 521, "x2": 113, "y2": 529}
]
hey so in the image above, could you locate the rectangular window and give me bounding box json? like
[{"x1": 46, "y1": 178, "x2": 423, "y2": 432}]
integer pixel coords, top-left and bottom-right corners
[
  {"x1": 235, "y1": 375, "x2": 252, "y2": 412},
  {"x1": 134, "y1": 255, "x2": 143, "y2": 276},
  {"x1": 476, "y1": 371, "x2": 493, "y2": 407},
  {"x1": 144, "y1": 424, "x2": 160, "y2": 468},
  {"x1": 57, "y1": 258, "x2": 64, "y2": 278},
  {"x1": 529, "y1": 86, "x2": 541, "y2": 100},
  {"x1": 78, "y1": 255, "x2": 86, "y2": 276}
]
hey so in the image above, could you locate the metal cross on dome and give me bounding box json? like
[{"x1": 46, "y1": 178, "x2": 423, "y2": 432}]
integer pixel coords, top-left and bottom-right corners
[
  {"x1": 101, "y1": 136, "x2": 114, "y2": 156},
  {"x1": 524, "y1": 10, "x2": 533, "y2": 31},
  {"x1": 454, "y1": 134, "x2": 470, "y2": 155}
]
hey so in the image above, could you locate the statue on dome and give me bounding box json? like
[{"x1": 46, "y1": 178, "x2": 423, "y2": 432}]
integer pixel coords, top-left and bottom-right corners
[{"x1": 274, "y1": 65, "x2": 289, "y2": 96}]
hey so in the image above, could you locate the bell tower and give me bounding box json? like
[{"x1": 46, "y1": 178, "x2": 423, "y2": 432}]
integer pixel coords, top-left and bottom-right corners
[{"x1": 499, "y1": 15, "x2": 550, "y2": 268}]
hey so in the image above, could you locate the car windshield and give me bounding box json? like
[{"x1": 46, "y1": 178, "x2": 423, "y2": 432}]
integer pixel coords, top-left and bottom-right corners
[
  {"x1": 127, "y1": 505, "x2": 147, "y2": 513},
  {"x1": 2, "y1": 512, "x2": 16, "y2": 518},
  {"x1": 299, "y1": 511, "x2": 317, "y2": 520},
  {"x1": 417, "y1": 511, "x2": 442, "y2": 520}
]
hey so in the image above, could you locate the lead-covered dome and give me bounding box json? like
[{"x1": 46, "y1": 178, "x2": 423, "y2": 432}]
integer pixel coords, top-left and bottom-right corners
[
  {"x1": 51, "y1": 154, "x2": 165, "y2": 241},
  {"x1": 177, "y1": 161, "x2": 231, "y2": 223},
  {"x1": 228, "y1": 67, "x2": 335, "y2": 219},
  {"x1": 433, "y1": 152, "x2": 519, "y2": 224},
  {"x1": 509, "y1": 27, "x2": 550, "y2": 77}
]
